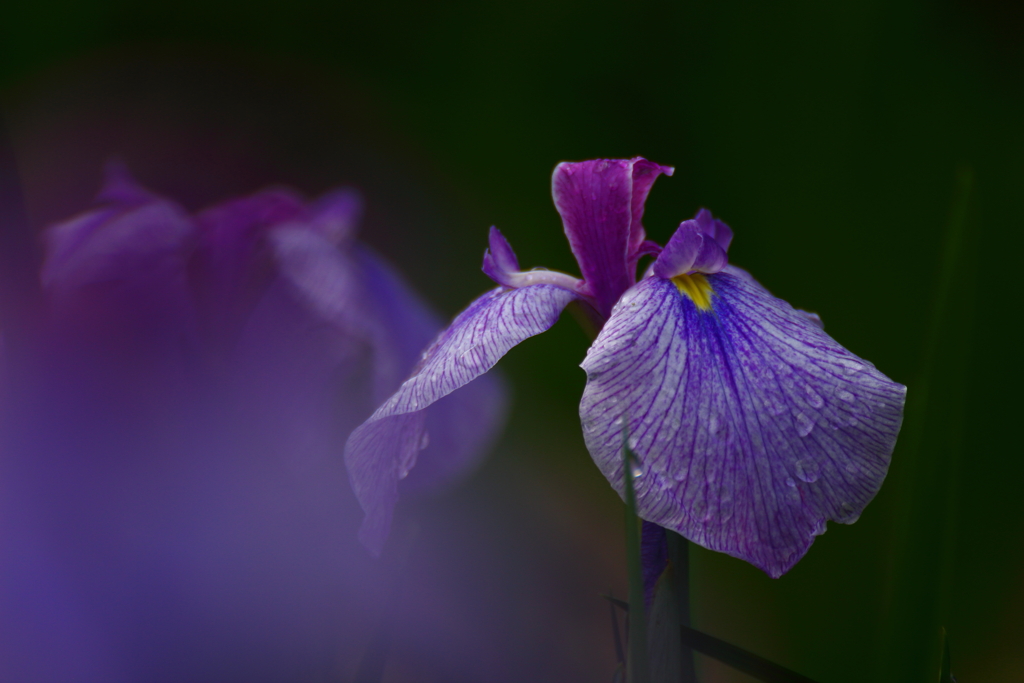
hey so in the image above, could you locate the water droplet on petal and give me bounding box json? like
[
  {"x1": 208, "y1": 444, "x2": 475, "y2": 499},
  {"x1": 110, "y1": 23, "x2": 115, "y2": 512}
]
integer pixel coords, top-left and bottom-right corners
[
  {"x1": 794, "y1": 411, "x2": 814, "y2": 437},
  {"x1": 837, "y1": 389, "x2": 855, "y2": 403},
  {"x1": 839, "y1": 502, "x2": 861, "y2": 523},
  {"x1": 804, "y1": 384, "x2": 824, "y2": 409},
  {"x1": 837, "y1": 359, "x2": 865, "y2": 376},
  {"x1": 786, "y1": 477, "x2": 796, "y2": 488},
  {"x1": 845, "y1": 463, "x2": 858, "y2": 474},
  {"x1": 794, "y1": 458, "x2": 819, "y2": 483},
  {"x1": 419, "y1": 431, "x2": 430, "y2": 450}
]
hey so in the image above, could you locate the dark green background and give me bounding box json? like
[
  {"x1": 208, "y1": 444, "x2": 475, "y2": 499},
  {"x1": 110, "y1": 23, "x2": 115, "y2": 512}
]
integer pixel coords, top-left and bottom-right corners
[{"x1": 2, "y1": 1, "x2": 1021, "y2": 681}]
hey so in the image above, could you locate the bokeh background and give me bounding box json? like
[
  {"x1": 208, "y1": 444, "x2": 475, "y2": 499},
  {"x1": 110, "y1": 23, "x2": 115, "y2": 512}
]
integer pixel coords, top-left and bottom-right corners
[{"x1": 1, "y1": 0, "x2": 1021, "y2": 681}]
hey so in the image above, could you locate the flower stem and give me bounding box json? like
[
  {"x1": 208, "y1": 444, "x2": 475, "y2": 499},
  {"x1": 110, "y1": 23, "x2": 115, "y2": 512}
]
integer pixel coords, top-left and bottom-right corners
[{"x1": 622, "y1": 435, "x2": 649, "y2": 683}]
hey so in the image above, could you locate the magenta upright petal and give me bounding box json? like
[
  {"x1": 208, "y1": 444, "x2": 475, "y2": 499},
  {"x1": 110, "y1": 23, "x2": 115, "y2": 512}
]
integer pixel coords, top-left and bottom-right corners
[
  {"x1": 552, "y1": 158, "x2": 671, "y2": 317},
  {"x1": 628, "y1": 159, "x2": 675, "y2": 256},
  {"x1": 580, "y1": 269, "x2": 906, "y2": 578},
  {"x1": 345, "y1": 283, "x2": 579, "y2": 554}
]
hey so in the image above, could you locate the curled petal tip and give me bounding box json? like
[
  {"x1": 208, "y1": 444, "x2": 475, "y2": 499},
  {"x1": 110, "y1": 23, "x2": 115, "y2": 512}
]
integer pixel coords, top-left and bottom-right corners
[{"x1": 487, "y1": 226, "x2": 519, "y2": 272}]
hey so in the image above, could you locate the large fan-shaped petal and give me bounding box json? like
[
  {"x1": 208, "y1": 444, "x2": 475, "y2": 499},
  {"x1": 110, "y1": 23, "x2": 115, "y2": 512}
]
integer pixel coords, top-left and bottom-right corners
[{"x1": 580, "y1": 268, "x2": 906, "y2": 577}]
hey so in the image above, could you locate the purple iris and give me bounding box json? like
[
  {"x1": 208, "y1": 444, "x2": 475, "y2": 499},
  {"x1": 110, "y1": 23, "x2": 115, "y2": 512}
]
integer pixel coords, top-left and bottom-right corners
[
  {"x1": 347, "y1": 157, "x2": 905, "y2": 577},
  {"x1": 2, "y1": 165, "x2": 506, "y2": 680}
]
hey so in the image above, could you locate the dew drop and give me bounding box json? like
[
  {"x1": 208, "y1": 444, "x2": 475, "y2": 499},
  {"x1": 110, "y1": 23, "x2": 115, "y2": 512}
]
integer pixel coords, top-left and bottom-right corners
[
  {"x1": 631, "y1": 464, "x2": 643, "y2": 479},
  {"x1": 839, "y1": 502, "x2": 861, "y2": 523},
  {"x1": 786, "y1": 477, "x2": 796, "y2": 488},
  {"x1": 794, "y1": 458, "x2": 819, "y2": 483},
  {"x1": 837, "y1": 359, "x2": 865, "y2": 376},
  {"x1": 419, "y1": 431, "x2": 430, "y2": 451},
  {"x1": 837, "y1": 389, "x2": 855, "y2": 403},
  {"x1": 844, "y1": 463, "x2": 858, "y2": 474},
  {"x1": 803, "y1": 385, "x2": 824, "y2": 409},
  {"x1": 794, "y1": 411, "x2": 814, "y2": 437}
]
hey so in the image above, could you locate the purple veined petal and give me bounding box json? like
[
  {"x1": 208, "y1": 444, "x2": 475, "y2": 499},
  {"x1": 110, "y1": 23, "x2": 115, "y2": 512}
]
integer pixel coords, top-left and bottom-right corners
[
  {"x1": 354, "y1": 245, "x2": 509, "y2": 494},
  {"x1": 580, "y1": 268, "x2": 906, "y2": 578},
  {"x1": 552, "y1": 158, "x2": 671, "y2": 318},
  {"x1": 346, "y1": 283, "x2": 580, "y2": 555},
  {"x1": 356, "y1": 245, "x2": 508, "y2": 494},
  {"x1": 271, "y1": 228, "x2": 507, "y2": 490}
]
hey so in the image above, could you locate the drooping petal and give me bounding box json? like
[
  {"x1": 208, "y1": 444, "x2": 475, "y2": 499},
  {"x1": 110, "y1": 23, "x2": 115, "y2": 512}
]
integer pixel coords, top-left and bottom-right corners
[
  {"x1": 354, "y1": 246, "x2": 508, "y2": 494},
  {"x1": 346, "y1": 283, "x2": 579, "y2": 554},
  {"x1": 580, "y1": 268, "x2": 906, "y2": 578},
  {"x1": 552, "y1": 158, "x2": 672, "y2": 318}
]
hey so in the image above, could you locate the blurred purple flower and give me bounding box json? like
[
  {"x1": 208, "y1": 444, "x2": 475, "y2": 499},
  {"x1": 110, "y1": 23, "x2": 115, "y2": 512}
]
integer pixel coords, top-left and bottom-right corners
[
  {"x1": 346, "y1": 157, "x2": 905, "y2": 577},
  {"x1": 0, "y1": 164, "x2": 504, "y2": 681}
]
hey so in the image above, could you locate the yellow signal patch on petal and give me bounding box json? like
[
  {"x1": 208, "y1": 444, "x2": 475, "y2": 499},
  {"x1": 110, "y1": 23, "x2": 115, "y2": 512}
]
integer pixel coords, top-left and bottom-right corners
[{"x1": 672, "y1": 273, "x2": 714, "y2": 310}]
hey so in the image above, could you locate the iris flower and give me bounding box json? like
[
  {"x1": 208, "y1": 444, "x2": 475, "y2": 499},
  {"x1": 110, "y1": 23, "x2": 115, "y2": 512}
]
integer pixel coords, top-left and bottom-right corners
[
  {"x1": 347, "y1": 157, "x2": 905, "y2": 577},
  {"x1": 2, "y1": 165, "x2": 505, "y2": 681}
]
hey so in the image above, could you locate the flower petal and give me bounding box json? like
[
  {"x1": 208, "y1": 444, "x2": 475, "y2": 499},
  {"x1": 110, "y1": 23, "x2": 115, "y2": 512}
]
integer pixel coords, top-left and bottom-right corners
[
  {"x1": 580, "y1": 269, "x2": 906, "y2": 577},
  {"x1": 481, "y1": 226, "x2": 520, "y2": 287},
  {"x1": 308, "y1": 188, "x2": 362, "y2": 245},
  {"x1": 41, "y1": 167, "x2": 196, "y2": 342},
  {"x1": 653, "y1": 210, "x2": 730, "y2": 279},
  {"x1": 628, "y1": 159, "x2": 675, "y2": 256},
  {"x1": 346, "y1": 283, "x2": 579, "y2": 554},
  {"x1": 552, "y1": 158, "x2": 671, "y2": 318}
]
